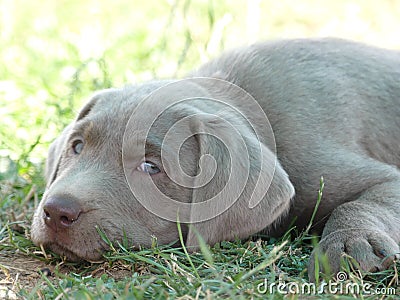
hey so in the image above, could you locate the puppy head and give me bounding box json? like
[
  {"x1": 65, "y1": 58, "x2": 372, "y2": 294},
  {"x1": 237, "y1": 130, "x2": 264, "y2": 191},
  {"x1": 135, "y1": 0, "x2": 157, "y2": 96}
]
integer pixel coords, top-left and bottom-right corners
[
  {"x1": 31, "y1": 83, "x2": 183, "y2": 261},
  {"x1": 31, "y1": 78, "x2": 294, "y2": 261}
]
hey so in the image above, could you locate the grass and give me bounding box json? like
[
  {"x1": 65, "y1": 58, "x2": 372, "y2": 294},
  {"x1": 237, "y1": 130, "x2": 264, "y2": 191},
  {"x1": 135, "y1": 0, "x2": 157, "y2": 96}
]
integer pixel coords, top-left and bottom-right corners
[
  {"x1": 1, "y1": 0, "x2": 400, "y2": 298},
  {"x1": 1, "y1": 175, "x2": 399, "y2": 299}
]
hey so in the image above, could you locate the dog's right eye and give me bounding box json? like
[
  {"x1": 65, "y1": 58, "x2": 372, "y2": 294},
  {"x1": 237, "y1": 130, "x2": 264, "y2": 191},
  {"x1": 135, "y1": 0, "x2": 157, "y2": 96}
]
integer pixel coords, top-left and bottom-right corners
[
  {"x1": 72, "y1": 140, "x2": 84, "y2": 155},
  {"x1": 137, "y1": 161, "x2": 161, "y2": 175}
]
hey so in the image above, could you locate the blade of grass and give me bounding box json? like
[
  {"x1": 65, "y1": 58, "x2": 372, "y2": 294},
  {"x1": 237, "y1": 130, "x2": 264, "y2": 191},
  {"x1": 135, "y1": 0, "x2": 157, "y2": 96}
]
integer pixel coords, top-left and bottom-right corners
[{"x1": 176, "y1": 216, "x2": 200, "y2": 279}]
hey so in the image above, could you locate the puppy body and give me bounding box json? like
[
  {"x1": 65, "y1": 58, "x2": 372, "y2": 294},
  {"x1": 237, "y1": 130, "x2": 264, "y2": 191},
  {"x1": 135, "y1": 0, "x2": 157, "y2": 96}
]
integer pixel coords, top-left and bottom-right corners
[
  {"x1": 192, "y1": 39, "x2": 400, "y2": 232},
  {"x1": 31, "y1": 38, "x2": 400, "y2": 277}
]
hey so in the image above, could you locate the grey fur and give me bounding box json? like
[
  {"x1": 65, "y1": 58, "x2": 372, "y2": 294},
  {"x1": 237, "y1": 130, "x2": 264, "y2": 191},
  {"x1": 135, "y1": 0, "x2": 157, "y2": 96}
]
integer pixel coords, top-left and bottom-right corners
[{"x1": 31, "y1": 38, "x2": 400, "y2": 279}]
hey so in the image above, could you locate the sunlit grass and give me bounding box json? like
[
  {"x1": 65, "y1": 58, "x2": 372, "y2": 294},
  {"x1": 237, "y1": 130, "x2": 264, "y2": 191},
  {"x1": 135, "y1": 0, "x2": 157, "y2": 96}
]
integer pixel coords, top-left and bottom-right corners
[{"x1": 1, "y1": 0, "x2": 400, "y2": 298}]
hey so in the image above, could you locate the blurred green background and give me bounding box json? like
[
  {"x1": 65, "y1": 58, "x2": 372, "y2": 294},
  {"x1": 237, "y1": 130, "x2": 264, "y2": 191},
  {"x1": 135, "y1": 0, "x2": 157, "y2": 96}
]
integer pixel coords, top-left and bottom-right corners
[{"x1": 1, "y1": 0, "x2": 400, "y2": 185}]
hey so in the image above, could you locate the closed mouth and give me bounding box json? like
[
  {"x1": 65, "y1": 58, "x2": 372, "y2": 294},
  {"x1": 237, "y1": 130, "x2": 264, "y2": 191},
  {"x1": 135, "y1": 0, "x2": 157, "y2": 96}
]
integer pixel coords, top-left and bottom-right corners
[{"x1": 41, "y1": 240, "x2": 106, "y2": 262}]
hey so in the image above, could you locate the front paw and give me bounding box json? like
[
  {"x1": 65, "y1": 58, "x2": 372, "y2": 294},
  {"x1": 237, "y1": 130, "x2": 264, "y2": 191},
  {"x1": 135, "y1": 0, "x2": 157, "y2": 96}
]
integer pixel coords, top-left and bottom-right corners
[{"x1": 308, "y1": 229, "x2": 399, "y2": 282}]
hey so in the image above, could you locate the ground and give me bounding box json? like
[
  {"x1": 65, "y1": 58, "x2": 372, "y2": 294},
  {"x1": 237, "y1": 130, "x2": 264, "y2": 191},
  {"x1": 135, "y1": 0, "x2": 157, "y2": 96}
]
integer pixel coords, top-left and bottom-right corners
[{"x1": 1, "y1": 250, "x2": 135, "y2": 298}]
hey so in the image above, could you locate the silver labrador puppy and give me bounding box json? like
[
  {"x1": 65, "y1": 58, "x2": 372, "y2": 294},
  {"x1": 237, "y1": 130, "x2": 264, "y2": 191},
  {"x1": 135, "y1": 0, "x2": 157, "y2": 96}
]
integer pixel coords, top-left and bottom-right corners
[{"x1": 31, "y1": 38, "x2": 400, "y2": 279}]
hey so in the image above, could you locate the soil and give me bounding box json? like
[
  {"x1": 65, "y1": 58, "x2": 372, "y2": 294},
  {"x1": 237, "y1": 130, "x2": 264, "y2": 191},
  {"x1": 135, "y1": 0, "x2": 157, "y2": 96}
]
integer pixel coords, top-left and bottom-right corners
[
  {"x1": 0, "y1": 250, "x2": 133, "y2": 299},
  {"x1": 0, "y1": 251, "x2": 48, "y2": 298}
]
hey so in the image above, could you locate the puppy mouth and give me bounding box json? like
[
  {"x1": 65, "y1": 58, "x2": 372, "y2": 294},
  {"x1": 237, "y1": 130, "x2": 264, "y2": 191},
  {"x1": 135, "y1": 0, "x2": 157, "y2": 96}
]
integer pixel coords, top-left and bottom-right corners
[
  {"x1": 46, "y1": 243, "x2": 85, "y2": 262},
  {"x1": 32, "y1": 221, "x2": 109, "y2": 262},
  {"x1": 32, "y1": 204, "x2": 109, "y2": 261},
  {"x1": 43, "y1": 241, "x2": 106, "y2": 262}
]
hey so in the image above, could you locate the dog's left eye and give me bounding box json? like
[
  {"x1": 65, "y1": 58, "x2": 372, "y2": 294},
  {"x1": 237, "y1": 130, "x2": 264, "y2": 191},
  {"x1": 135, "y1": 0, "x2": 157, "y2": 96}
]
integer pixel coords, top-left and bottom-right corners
[
  {"x1": 137, "y1": 161, "x2": 161, "y2": 175},
  {"x1": 72, "y1": 140, "x2": 84, "y2": 155}
]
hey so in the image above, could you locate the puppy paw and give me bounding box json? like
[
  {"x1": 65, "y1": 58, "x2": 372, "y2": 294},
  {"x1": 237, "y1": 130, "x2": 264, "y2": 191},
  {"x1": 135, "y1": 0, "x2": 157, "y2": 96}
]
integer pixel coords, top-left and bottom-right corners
[{"x1": 308, "y1": 229, "x2": 399, "y2": 282}]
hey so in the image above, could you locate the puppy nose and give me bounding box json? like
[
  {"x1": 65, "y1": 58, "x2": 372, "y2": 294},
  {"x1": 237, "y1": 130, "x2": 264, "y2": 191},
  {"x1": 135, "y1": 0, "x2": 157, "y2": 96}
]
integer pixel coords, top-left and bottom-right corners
[{"x1": 43, "y1": 196, "x2": 82, "y2": 231}]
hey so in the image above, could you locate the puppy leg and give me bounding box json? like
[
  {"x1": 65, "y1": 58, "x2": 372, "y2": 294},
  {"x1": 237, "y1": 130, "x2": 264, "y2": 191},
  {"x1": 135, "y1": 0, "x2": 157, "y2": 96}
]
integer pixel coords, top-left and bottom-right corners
[{"x1": 309, "y1": 180, "x2": 400, "y2": 281}]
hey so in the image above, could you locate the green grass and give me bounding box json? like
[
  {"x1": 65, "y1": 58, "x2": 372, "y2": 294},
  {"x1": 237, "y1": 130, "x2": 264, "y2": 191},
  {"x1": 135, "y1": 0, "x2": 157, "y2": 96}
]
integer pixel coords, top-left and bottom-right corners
[
  {"x1": 1, "y1": 0, "x2": 400, "y2": 298},
  {"x1": 1, "y1": 175, "x2": 398, "y2": 299}
]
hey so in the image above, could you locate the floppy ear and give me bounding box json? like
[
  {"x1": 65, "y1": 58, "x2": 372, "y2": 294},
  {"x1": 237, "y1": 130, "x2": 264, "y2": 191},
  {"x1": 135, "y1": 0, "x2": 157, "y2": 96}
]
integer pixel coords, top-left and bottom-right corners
[
  {"x1": 45, "y1": 95, "x2": 100, "y2": 186},
  {"x1": 185, "y1": 113, "x2": 295, "y2": 248},
  {"x1": 45, "y1": 123, "x2": 73, "y2": 187}
]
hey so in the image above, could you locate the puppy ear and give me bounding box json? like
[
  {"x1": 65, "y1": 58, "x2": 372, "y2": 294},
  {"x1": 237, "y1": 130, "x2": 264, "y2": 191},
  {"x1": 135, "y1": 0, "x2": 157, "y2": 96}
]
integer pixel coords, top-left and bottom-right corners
[
  {"x1": 45, "y1": 95, "x2": 100, "y2": 186},
  {"x1": 45, "y1": 123, "x2": 73, "y2": 186},
  {"x1": 185, "y1": 113, "x2": 295, "y2": 248}
]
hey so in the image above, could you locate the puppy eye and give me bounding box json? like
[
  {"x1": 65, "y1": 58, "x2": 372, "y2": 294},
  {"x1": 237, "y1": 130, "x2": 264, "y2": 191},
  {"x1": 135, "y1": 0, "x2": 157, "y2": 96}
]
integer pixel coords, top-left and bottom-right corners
[
  {"x1": 72, "y1": 140, "x2": 84, "y2": 155},
  {"x1": 137, "y1": 161, "x2": 161, "y2": 175}
]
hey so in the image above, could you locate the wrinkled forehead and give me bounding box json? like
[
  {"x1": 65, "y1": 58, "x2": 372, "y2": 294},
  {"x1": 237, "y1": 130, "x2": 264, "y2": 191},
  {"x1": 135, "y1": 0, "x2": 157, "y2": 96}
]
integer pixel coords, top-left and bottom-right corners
[
  {"x1": 76, "y1": 81, "x2": 176, "y2": 131},
  {"x1": 90, "y1": 81, "x2": 176, "y2": 117},
  {"x1": 116, "y1": 80, "x2": 214, "y2": 162},
  {"x1": 65, "y1": 81, "x2": 175, "y2": 151},
  {"x1": 78, "y1": 80, "x2": 198, "y2": 154},
  {"x1": 79, "y1": 78, "x2": 235, "y2": 155}
]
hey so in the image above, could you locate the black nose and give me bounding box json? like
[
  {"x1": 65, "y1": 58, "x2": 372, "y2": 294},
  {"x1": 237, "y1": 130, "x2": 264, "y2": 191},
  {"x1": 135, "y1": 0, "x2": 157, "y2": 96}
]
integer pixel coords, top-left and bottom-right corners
[{"x1": 43, "y1": 196, "x2": 82, "y2": 231}]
